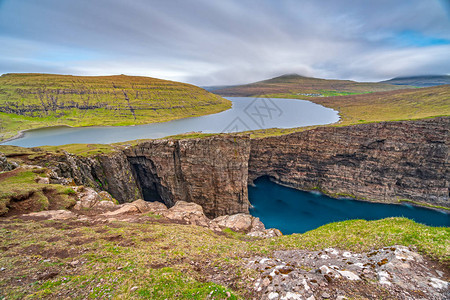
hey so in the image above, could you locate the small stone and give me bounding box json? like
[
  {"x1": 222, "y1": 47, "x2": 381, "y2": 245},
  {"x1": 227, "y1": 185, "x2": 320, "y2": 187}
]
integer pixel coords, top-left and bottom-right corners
[
  {"x1": 0, "y1": 267, "x2": 5, "y2": 271},
  {"x1": 321, "y1": 292, "x2": 331, "y2": 299},
  {"x1": 429, "y1": 277, "x2": 448, "y2": 289},
  {"x1": 69, "y1": 260, "x2": 79, "y2": 267},
  {"x1": 268, "y1": 292, "x2": 279, "y2": 300},
  {"x1": 337, "y1": 270, "x2": 360, "y2": 281}
]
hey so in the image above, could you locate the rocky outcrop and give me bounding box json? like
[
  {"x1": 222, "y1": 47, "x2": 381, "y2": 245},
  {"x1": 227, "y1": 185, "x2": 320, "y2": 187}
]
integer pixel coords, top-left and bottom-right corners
[
  {"x1": 124, "y1": 136, "x2": 251, "y2": 218},
  {"x1": 0, "y1": 153, "x2": 17, "y2": 172},
  {"x1": 249, "y1": 117, "x2": 449, "y2": 207},
  {"x1": 247, "y1": 246, "x2": 449, "y2": 299}
]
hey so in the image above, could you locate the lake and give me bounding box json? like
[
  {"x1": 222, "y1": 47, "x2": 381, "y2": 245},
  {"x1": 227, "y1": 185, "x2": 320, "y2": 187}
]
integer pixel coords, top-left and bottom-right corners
[
  {"x1": 249, "y1": 176, "x2": 450, "y2": 234},
  {"x1": 2, "y1": 97, "x2": 339, "y2": 147}
]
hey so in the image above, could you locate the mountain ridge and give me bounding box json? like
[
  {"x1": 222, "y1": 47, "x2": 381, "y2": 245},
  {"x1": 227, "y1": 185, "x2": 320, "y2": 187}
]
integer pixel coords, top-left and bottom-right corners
[{"x1": 381, "y1": 75, "x2": 450, "y2": 87}]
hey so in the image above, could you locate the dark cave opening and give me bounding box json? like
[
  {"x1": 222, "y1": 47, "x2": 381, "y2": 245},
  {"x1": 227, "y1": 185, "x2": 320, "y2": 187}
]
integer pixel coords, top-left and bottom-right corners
[{"x1": 128, "y1": 157, "x2": 170, "y2": 205}]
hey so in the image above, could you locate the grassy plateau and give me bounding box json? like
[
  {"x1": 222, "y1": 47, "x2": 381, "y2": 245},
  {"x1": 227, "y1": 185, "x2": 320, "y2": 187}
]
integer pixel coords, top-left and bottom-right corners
[{"x1": 0, "y1": 73, "x2": 231, "y2": 142}]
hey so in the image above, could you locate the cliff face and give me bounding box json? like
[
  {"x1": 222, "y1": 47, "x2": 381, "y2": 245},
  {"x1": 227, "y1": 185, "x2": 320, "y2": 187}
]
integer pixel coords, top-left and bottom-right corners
[
  {"x1": 21, "y1": 117, "x2": 448, "y2": 217},
  {"x1": 249, "y1": 117, "x2": 449, "y2": 207},
  {"x1": 124, "y1": 136, "x2": 250, "y2": 218}
]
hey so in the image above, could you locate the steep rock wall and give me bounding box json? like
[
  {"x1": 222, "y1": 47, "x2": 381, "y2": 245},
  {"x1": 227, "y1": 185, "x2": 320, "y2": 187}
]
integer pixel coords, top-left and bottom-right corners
[
  {"x1": 35, "y1": 117, "x2": 448, "y2": 215},
  {"x1": 249, "y1": 117, "x2": 449, "y2": 207},
  {"x1": 124, "y1": 136, "x2": 251, "y2": 218}
]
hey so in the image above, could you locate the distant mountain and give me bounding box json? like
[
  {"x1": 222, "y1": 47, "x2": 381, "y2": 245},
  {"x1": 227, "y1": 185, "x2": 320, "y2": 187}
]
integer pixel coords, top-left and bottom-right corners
[
  {"x1": 381, "y1": 75, "x2": 450, "y2": 87},
  {"x1": 213, "y1": 74, "x2": 412, "y2": 97}
]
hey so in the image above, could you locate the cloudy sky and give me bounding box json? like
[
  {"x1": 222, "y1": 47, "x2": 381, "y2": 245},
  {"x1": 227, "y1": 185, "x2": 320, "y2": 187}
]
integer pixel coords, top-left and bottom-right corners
[{"x1": 0, "y1": 0, "x2": 449, "y2": 85}]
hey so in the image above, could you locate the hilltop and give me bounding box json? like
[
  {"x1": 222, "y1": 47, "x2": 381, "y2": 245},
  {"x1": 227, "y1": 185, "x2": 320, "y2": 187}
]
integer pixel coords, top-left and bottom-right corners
[
  {"x1": 0, "y1": 73, "x2": 231, "y2": 142},
  {"x1": 381, "y1": 75, "x2": 450, "y2": 87},
  {"x1": 213, "y1": 74, "x2": 412, "y2": 97}
]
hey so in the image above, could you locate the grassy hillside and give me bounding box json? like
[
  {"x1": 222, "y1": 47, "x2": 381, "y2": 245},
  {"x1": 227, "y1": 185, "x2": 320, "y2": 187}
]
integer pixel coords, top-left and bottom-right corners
[
  {"x1": 248, "y1": 84, "x2": 450, "y2": 137},
  {"x1": 214, "y1": 74, "x2": 412, "y2": 97},
  {"x1": 381, "y1": 75, "x2": 450, "y2": 87},
  {"x1": 0, "y1": 73, "x2": 231, "y2": 142},
  {"x1": 0, "y1": 214, "x2": 448, "y2": 298}
]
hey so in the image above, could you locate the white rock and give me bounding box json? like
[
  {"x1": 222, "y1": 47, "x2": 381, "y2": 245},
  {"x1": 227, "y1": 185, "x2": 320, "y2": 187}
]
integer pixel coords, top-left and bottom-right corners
[
  {"x1": 337, "y1": 270, "x2": 361, "y2": 281},
  {"x1": 302, "y1": 278, "x2": 310, "y2": 291},
  {"x1": 342, "y1": 251, "x2": 352, "y2": 258},
  {"x1": 429, "y1": 277, "x2": 448, "y2": 289},
  {"x1": 281, "y1": 292, "x2": 303, "y2": 300},
  {"x1": 378, "y1": 271, "x2": 391, "y2": 285},
  {"x1": 24, "y1": 210, "x2": 77, "y2": 220},
  {"x1": 324, "y1": 248, "x2": 339, "y2": 255},
  {"x1": 268, "y1": 292, "x2": 280, "y2": 300}
]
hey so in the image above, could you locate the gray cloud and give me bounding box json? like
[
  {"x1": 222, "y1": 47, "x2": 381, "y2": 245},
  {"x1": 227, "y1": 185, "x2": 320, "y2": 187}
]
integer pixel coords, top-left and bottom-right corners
[{"x1": 0, "y1": 0, "x2": 449, "y2": 85}]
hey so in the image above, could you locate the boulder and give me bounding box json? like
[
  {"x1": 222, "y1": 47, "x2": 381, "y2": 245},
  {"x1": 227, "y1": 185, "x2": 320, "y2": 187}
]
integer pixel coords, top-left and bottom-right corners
[
  {"x1": 24, "y1": 210, "x2": 77, "y2": 220},
  {"x1": 73, "y1": 187, "x2": 101, "y2": 210},
  {"x1": 102, "y1": 199, "x2": 168, "y2": 217},
  {"x1": 93, "y1": 200, "x2": 117, "y2": 210},
  {"x1": 0, "y1": 153, "x2": 18, "y2": 172},
  {"x1": 160, "y1": 201, "x2": 219, "y2": 230},
  {"x1": 247, "y1": 228, "x2": 283, "y2": 238},
  {"x1": 98, "y1": 191, "x2": 116, "y2": 203},
  {"x1": 213, "y1": 213, "x2": 253, "y2": 232}
]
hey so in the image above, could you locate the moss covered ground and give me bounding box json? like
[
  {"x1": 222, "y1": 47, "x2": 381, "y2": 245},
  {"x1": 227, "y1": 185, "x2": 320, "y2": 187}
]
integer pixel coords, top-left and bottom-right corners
[{"x1": 0, "y1": 215, "x2": 448, "y2": 299}]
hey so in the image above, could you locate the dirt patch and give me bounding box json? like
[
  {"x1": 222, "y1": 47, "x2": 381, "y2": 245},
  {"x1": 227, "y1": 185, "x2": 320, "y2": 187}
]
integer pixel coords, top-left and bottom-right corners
[
  {"x1": 5, "y1": 191, "x2": 45, "y2": 217},
  {"x1": 148, "y1": 263, "x2": 166, "y2": 269},
  {"x1": 103, "y1": 235, "x2": 123, "y2": 242},
  {"x1": 71, "y1": 237, "x2": 96, "y2": 246},
  {"x1": 22, "y1": 244, "x2": 44, "y2": 255},
  {"x1": 141, "y1": 237, "x2": 156, "y2": 243},
  {"x1": 46, "y1": 236, "x2": 62, "y2": 243},
  {"x1": 118, "y1": 240, "x2": 135, "y2": 247},
  {"x1": 37, "y1": 269, "x2": 60, "y2": 281},
  {"x1": 0, "y1": 168, "x2": 21, "y2": 181}
]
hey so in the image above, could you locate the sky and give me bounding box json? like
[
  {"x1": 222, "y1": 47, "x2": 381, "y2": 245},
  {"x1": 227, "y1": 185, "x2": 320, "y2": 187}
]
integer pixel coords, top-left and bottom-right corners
[{"x1": 0, "y1": 0, "x2": 449, "y2": 86}]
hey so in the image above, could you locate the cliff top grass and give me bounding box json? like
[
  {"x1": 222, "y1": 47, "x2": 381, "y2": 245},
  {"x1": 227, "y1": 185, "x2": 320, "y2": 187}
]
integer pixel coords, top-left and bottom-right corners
[
  {"x1": 0, "y1": 73, "x2": 231, "y2": 142},
  {"x1": 0, "y1": 216, "x2": 448, "y2": 299},
  {"x1": 248, "y1": 84, "x2": 450, "y2": 138},
  {"x1": 0, "y1": 167, "x2": 76, "y2": 216}
]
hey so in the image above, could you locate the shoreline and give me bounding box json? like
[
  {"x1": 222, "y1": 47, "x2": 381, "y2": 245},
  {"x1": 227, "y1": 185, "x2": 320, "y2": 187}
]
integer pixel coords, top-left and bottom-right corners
[{"x1": 0, "y1": 97, "x2": 340, "y2": 146}]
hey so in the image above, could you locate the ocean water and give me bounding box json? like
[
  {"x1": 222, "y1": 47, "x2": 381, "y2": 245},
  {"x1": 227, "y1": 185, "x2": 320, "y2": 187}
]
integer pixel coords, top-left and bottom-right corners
[{"x1": 249, "y1": 176, "x2": 450, "y2": 234}]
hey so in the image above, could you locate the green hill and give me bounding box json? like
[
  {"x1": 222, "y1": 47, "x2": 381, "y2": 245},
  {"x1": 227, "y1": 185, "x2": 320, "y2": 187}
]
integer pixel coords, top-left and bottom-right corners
[
  {"x1": 0, "y1": 73, "x2": 231, "y2": 142},
  {"x1": 213, "y1": 74, "x2": 413, "y2": 97}
]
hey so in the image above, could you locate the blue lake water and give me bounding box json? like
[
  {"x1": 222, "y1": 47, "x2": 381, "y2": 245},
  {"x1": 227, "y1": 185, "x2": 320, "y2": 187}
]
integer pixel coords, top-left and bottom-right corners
[
  {"x1": 249, "y1": 177, "x2": 450, "y2": 234},
  {"x1": 2, "y1": 97, "x2": 339, "y2": 147}
]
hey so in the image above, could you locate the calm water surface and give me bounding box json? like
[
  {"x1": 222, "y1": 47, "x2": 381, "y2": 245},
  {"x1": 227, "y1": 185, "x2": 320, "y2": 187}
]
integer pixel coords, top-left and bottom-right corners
[
  {"x1": 3, "y1": 97, "x2": 339, "y2": 147},
  {"x1": 249, "y1": 177, "x2": 450, "y2": 234}
]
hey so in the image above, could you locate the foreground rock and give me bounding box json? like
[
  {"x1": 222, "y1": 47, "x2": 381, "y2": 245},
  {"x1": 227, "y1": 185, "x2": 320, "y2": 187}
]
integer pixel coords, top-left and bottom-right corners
[
  {"x1": 102, "y1": 199, "x2": 167, "y2": 216},
  {"x1": 0, "y1": 153, "x2": 18, "y2": 172},
  {"x1": 247, "y1": 246, "x2": 449, "y2": 299},
  {"x1": 213, "y1": 213, "x2": 282, "y2": 238},
  {"x1": 22, "y1": 210, "x2": 77, "y2": 220}
]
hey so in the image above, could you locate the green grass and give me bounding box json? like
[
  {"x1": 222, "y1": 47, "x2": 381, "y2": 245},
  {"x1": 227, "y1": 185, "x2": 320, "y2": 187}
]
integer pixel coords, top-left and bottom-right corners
[
  {"x1": 0, "y1": 167, "x2": 76, "y2": 216},
  {"x1": 0, "y1": 216, "x2": 447, "y2": 298},
  {"x1": 248, "y1": 84, "x2": 450, "y2": 137},
  {"x1": 0, "y1": 73, "x2": 231, "y2": 142}
]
